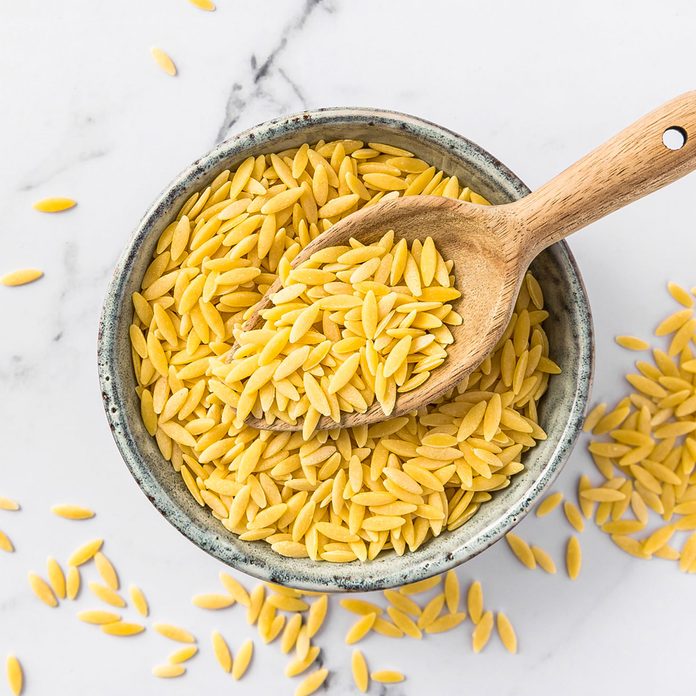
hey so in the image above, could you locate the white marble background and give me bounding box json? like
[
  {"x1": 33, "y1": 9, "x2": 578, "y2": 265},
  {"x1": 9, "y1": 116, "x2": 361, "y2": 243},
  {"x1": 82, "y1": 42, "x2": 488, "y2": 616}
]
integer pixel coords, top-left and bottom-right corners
[{"x1": 1, "y1": 1, "x2": 696, "y2": 694}]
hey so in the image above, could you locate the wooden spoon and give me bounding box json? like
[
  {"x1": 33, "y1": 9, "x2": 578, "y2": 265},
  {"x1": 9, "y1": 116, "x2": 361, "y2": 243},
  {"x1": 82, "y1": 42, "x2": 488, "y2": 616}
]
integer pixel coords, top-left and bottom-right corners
[{"x1": 236, "y1": 92, "x2": 696, "y2": 431}]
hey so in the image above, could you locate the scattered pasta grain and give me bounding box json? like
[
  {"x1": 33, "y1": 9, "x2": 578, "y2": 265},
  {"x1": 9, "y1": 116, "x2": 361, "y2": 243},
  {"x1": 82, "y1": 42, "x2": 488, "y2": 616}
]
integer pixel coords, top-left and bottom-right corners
[
  {"x1": 211, "y1": 631, "x2": 232, "y2": 672},
  {"x1": 505, "y1": 533, "x2": 536, "y2": 569},
  {"x1": 5, "y1": 655, "x2": 22, "y2": 696},
  {"x1": 563, "y1": 501, "x2": 585, "y2": 533},
  {"x1": 467, "y1": 581, "x2": 483, "y2": 624},
  {"x1": 295, "y1": 668, "x2": 329, "y2": 696},
  {"x1": 152, "y1": 664, "x2": 185, "y2": 678},
  {"x1": 496, "y1": 612, "x2": 518, "y2": 654},
  {"x1": 101, "y1": 622, "x2": 145, "y2": 637},
  {"x1": 94, "y1": 552, "x2": 119, "y2": 591},
  {"x1": 535, "y1": 492, "x2": 563, "y2": 517},
  {"x1": 46, "y1": 558, "x2": 66, "y2": 599},
  {"x1": 169, "y1": 645, "x2": 198, "y2": 664},
  {"x1": 615, "y1": 335, "x2": 649, "y2": 351},
  {"x1": 28, "y1": 572, "x2": 58, "y2": 607},
  {"x1": 1, "y1": 269, "x2": 43, "y2": 287},
  {"x1": 130, "y1": 585, "x2": 149, "y2": 617},
  {"x1": 77, "y1": 610, "x2": 121, "y2": 625},
  {"x1": 345, "y1": 613, "x2": 376, "y2": 644},
  {"x1": 68, "y1": 538, "x2": 103, "y2": 566},
  {"x1": 531, "y1": 545, "x2": 557, "y2": 574},
  {"x1": 154, "y1": 623, "x2": 196, "y2": 643},
  {"x1": 566, "y1": 536, "x2": 582, "y2": 579},
  {"x1": 352, "y1": 649, "x2": 369, "y2": 693},
  {"x1": 150, "y1": 47, "x2": 177, "y2": 76},
  {"x1": 33, "y1": 197, "x2": 76, "y2": 212},
  {"x1": 371, "y1": 670, "x2": 405, "y2": 684},
  {"x1": 192, "y1": 593, "x2": 235, "y2": 609},
  {"x1": 0, "y1": 497, "x2": 20, "y2": 511},
  {"x1": 66, "y1": 566, "x2": 80, "y2": 600},
  {"x1": 472, "y1": 611, "x2": 494, "y2": 653},
  {"x1": 231, "y1": 639, "x2": 253, "y2": 680},
  {"x1": 0, "y1": 531, "x2": 14, "y2": 553},
  {"x1": 51, "y1": 504, "x2": 95, "y2": 520},
  {"x1": 188, "y1": 0, "x2": 215, "y2": 10}
]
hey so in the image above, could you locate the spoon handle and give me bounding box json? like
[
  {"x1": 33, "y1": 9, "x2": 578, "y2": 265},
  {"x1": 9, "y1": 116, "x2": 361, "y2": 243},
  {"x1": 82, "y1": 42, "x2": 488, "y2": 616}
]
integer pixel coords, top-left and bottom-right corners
[{"x1": 512, "y1": 91, "x2": 696, "y2": 258}]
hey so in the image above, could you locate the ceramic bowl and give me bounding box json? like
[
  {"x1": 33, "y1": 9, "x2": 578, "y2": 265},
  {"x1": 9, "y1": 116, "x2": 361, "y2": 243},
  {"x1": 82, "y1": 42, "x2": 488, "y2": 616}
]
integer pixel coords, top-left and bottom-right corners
[{"x1": 98, "y1": 108, "x2": 593, "y2": 591}]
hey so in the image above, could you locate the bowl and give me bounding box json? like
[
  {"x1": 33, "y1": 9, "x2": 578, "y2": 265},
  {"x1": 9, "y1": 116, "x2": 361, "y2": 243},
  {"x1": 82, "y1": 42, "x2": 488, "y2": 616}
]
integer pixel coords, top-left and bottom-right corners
[{"x1": 97, "y1": 108, "x2": 593, "y2": 591}]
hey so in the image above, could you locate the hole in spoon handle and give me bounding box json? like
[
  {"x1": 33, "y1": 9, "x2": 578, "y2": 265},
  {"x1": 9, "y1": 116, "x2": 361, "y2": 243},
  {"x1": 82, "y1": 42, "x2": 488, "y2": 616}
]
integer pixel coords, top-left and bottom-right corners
[{"x1": 513, "y1": 92, "x2": 696, "y2": 260}]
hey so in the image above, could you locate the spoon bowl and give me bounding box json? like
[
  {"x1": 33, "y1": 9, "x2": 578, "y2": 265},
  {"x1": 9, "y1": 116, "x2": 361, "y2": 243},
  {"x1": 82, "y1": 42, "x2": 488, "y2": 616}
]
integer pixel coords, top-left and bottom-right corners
[{"x1": 241, "y1": 195, "x2": 519, "y2": 430}]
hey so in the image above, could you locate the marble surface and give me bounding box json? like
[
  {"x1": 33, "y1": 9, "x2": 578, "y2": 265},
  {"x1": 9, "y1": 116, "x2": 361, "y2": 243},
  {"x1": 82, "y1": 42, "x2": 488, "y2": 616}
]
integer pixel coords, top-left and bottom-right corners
[{"x1": 1, "y1": 1, "x2": 695, "y2": 694}]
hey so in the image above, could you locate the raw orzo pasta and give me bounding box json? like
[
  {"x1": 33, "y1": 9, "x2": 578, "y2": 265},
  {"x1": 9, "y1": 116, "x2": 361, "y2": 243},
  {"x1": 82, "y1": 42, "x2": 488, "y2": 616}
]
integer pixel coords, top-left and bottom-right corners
[{"x1": 129, "y1": 138, "x2": 557, "y2": 562}]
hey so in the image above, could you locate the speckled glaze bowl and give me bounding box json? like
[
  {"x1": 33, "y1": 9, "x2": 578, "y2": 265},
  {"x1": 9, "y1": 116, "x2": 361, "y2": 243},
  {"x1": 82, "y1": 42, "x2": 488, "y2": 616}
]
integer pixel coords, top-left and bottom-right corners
[{"x1": 98, "y1": 108, "x2": 593, "y2": 592}]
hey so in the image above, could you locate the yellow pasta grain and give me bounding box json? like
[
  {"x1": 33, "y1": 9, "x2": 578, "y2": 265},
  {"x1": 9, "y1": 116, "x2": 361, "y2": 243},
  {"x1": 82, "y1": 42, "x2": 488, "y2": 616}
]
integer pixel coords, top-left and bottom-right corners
[
  {"x1": 535, "y1": 491, "x2": 563, "y2": 517},
  {"x1": 152, "y1": 664, "x2": 185, "y2": 678},
  {"x1": 231, "y1": 639, "x2": 253, "y2": 680},
  {"x1": 563, "y1": 501, "x2": 585, "y2": 533},
  {"x1": 101, "y1": 622, "x2": 145, "y2": 637},
  {"x1": 505, "y1": 533, "x2": 536, "y2": 569},
  {"x1": 467, "y1": 580, "x2": 483, "y2": 624},
  {"x1": 643, "y1": 524, "x2": 675, "y2": 555},
  {"x1": 129, "y1": 585, "x2": 149, "y2": 617},
  {"x1": 211, "y1": 630, "x2": 232, "y2": 672},
  {"x1": 94, "y1": 552, "x2": 119, "y2": 591},
  {"x1": 66, "y1": 566, "x2": 80, "y2": 600},
  {"x1": 295, "y1": 668, "x2": 329, "y2": 696},
  {"x1": 33, "y1": 197, "x2": 76, "y2": 212},
  {"x1": 667, "y1": 281, "x2": 694, "y2": 307},
  {"x1": 352, "y1": 649, "x2": 369, "y2": 693},
  {"x1": 219, "y1": 572, "x2": 250, "y2": 606},
  {"x1": 150, "y1": 47, "x2": 177, "y2": 76},
  {"x1": 67, "y1": 538, "x2": 103, "y2": 566},
  {"x1": 472, "y1": 611, "x2": 494, "y2": 653},
  {"x1": 1, "y1": 269, "x2": 43, "y2": 286},
  {"x1": 615, "y1": 335, "x2": 649, "y2": 351},
  {"x1": 5, "y1": 654, "x2": 22, "y2": 696},
  {"x1": 531, "y1": 545, "x2": 557, "y2": 574},
  {"x1": 345, "y1": 613, "x2": 376, "y2": 644},
  {"x1": 339, "y1": 599, "x2": 383, "y2": 616},
  {"x1": 566, "y1": 536, "x2": 582, "y2": 579},
  {"x1": 154, "y1": 623, "x2": 196, "y2": 643},
  {"x1": 371, "y1": 670, "x2": 405, "y2": 684},
  {"x1": 496, "y1": 612, "x2": 518, "y2": 654},
  {"x1": 88, "y1": 581, "x2": 126, "y2": 608},
  {"x1": 51, "y1": 504, "x2": 95, "y2": 520},
  {"x1": 46, "y1": 557, "x2": 66, "y2": 599},
  {"x1": 418, "y1": 594, "x2": 445, "y2": 628},
  {"x1": 679, "y1": 533, "x2": 696, "y2": 572},
  {"x1": 192, "y1": 593, "x2": 235, "y2": 609},
  {"x1": 399, "y1": 576, "x2": 441, "y2": 594},
  {"x1": 580, "y1": 488, "x2": 625, "y2": 503},
  {"x1": 281, "y1": 614, "x2": 303, "y2": 654},
  {"x1": 0, "y1": 530, "x2": 13, "y2": 553},
  {"x1": 28, "y1": 572, "x2": 58, "y2": 607},
  {"x1": 0, "y1": 497, "x2": 20, "y2": 511},
  {"x1": 386, "y1": 607, "x2": 422, "y2": 639},
  {"x1": 424, "y1": 612, "x2": 467, "y2": 633},
  {"x1": 306, "y1": 594, "x2": 328, "y2": 637},
  {"x1": 77, "y1": 609, "x2": 121, "y2": 625},
  {"x1": 188, "y1": 0, "x2": 215, "y2": 10},
  {"x1": 583, "y1": 403, "x2": 607, "y2": 432},
  {"x1": 444, "y1": 570, "x2": 460, "y2": 613}
]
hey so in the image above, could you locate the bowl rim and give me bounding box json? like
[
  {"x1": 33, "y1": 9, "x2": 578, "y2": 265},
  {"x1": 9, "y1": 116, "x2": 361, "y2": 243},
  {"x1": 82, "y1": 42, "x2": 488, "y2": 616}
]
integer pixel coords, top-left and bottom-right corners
[{"x1": 98, "y1": 107, "x2": 593, "y2": 591}]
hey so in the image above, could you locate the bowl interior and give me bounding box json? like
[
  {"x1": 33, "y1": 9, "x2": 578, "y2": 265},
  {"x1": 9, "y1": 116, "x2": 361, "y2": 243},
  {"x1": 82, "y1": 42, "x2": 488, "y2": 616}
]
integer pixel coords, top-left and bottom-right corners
[{"x1": 98, "y1": 109, "x2": 593, "y2": 591}]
